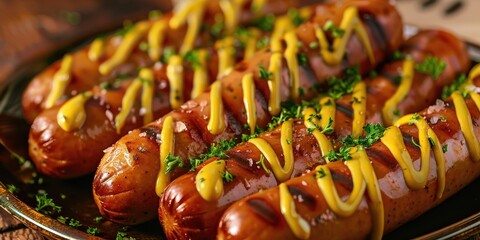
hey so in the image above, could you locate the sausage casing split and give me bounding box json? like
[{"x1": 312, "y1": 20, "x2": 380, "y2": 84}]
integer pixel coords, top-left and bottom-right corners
[
  {"x1": 93, "y1": 0, "x2": 404, "y2": 226},
  {"x1": 158, "y1": 29, "x2": 470, "y2": 239}
]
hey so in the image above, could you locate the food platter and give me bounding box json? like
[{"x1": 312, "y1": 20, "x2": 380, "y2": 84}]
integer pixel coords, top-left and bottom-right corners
[{"x1": 1, "y1": 24, "x2": 480, "y2": 239}]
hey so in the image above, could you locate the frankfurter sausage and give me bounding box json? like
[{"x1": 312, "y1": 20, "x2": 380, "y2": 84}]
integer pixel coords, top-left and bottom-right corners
[
  {"x1": 217, "y1": 66, "x2": 480, "y2": 239},
  {"x1": 157, "y1": 29, "x2": 470, "y2": 239},
  {"x1": 27, "y1": 1, "x2": 320, "y2": 178},
  {"x1": 93, "y1": 0, "x2": 404, "y2": 225},
  {"x1": 22, "y1": 0, "x2": 319, "y2": 123}
]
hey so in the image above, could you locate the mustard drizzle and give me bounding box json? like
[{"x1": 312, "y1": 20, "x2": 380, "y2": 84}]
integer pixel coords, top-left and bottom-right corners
[
  {"x1": 242, "y1": 73, "x2": 257, "y2": 134},
  {"x1": 191, "y1": 49, "x2": 209, "y2": 99},
  {"x1": 248, "y1": 119, "x2": 295, "y2": 182},
  {"x1": 156, "y1": 115, "x2": 175, "y2": 196},
  {"x1": 166, "y1": 55, "x2": 184, "y2": 109},
  {"x1": 268, "y1": 53, "x2": 283, "y2": 115},
  {"x1": 216, "y1": 37, "x2": 236, "y2": 79},
  {"x1": 219, "y1": 0, "x2": 246, "y2": 34},
  {"x1": 148, "y1": 19, "x2": 167, "y2": 61},
  {"x1": 114, "y1": 68, "x2": 155, "y2": 134},
  {"x1": 278, "y1": 65, "x2": 480, "y2": 239},
  {"x1": 244, "y1": 28, "x2": 261, "y2": 60},
  {"x1": 88, "y1": 38, "x2": 105, "y2": 62},
  {"x1": 207, "y1": 81, "x2": 226, "y2": 135},
  {"x1": 279, "y1": 183, "x2": 311, "y2": 240},
  {"x1": 169, "y1": 0, "x2": 207, "y2": 55},
  {"x1": 382, "y1": 58, "x2": 415, "y2": 126},
  {"x1": 352, "y1": 81, "x2": 367, "y2": 137},
  {"x1": 283, "y1": 31, "x2": 301, "y2": 100},
  {"x1": 45, "y1": 54, "x2": 73, "y2": 109},
  {"x1": 57, "y1": 91, "x2": 93, "y2": 131},
  {"x1": 314, "y1": 6, "x2": 374, "y2": 65},
  {"x1": 196, "y1": 160, "x2": 226, "y2": 201},
  {"x1": 99, "y1": 22, "x2": 151, "y2": 75}
]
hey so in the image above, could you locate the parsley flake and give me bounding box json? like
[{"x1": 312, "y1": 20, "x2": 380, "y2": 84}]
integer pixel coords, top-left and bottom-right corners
[
  {"x1": 415, "y1": 56, "x2": 447, "y2": 80},
  {"x1": 164, "y1": 153, "x2": 185, "y2": 173},
  {"x1": 35, "y1": 193, "x2": 61, "y2": 215},
  {"x1": 323, "y1": 20, "x2": 345, "y2": 38},
  {"x1": 259, "y1": 65, "x2": 273, "y2": 80},
  {"x1": 87, "y1": 227, "x2": 100, "y2": 236},
  {"x1": 222, "y1": 170, "x2": 235, "y2": 182},
  {"x1": 256, "y1": 155, "x2": 271, "y2": 173}
]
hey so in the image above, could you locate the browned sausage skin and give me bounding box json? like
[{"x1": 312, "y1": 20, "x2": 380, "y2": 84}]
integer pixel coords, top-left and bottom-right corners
[
  {"x1": 217, "y1": 73, "x2": 480, "y2": 239},
  {"x1": 22, "y1": 0, "x2": 320, "y2": 123},
  {"x1": 26, "y1": 0, "x2": 324, "y2": 179},
  {"x1": 157, "y1": 29, "x2": 470, "y2": 239},
  {"x1": 93, "y1": 0, "x2": 404, "y2": 226}
]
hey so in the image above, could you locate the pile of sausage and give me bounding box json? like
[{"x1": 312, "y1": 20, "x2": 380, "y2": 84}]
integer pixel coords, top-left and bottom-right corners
[{"x1": 21, "y1": 0, "x2": 480, "y2": 239}]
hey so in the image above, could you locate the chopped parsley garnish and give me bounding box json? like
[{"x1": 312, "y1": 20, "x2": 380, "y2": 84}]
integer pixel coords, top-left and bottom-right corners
[
  {"x1": 93, "y1": 216, "x2": 103, "y2": 223},
  {"x1": 411, "y1": 137, "x2": 421, "y2": 148},
  {"x1": 327, "y1": 66, "x2": 362, "y2": 99},
  {"x1": 10, "y1": 152, "x2": 27, "y2": 165},
  {"x1": 189, "y1": 139, "x2": 236, "y2": 171},
  {"x1": 68, "y1": 218, "x2": 82, "y2": 228},
  {"x1": 320, "y1": 117, "x2": 334, "y2": 134},
  {"x1": 393, "y1": 109, "x2": 401, "y2": 117},
  {"x1": 209, "y1": 21, "x2": 224, "y2": 38},
  {"x1": 369, "y1": 70, "x2": 378, "y2": 79},
  {"x1": 286, "y1": 138, "x2": 292, "y2": 144},
  {"x1": 184, "y1": 50, "x2": 202, "y2": 68},
  {"x1": 409, "y1": 113, "x2": 421, "y2": 125},
  {"x1": 6, "y1": 184, "x2": 18, "y2": 194},
  {"x1": 442, "y1": 144, "x2": 448, "y2": 153},
  {"x1": 428, "y1": 136, "x2": 436, "y2": 147},
  {"x1": 222, "y1": 170, "x2": 235, "y2": 182},
  {"x1": 259, "y1": 65, "x2": 273, "y2": 80},
  {"x1": 315, "y1": 168, "x2": 327, "y2": 179},
  {"x1": 288, "y1": 8, "x2": 305, "y2": 27},
  {"x1": 440, "y1": 116, "x2": 447, "y2": 122},
  {"x1": 309, "y1": 42, "x2": 319, "y2": 49},
  {"x1": 324, "y1": 146, "x2": 352, "y2": 162},
  {"x1": 57, "y1": 216, "x2": 68, "y2": 224},
  {"x1": 115, "y1": 21, "x2": 134, "y2": 36},
  {"x1": 87, "y1": 227, "x2": 100, "y2": 236},
  {"x1": 36, "y1": 193, "x2": 61, "y2": 215},
  {"x1": 323, "y1": 20, "x2": 345, "y2": 38},
  {"x1": 164, "y1": 153, "x2": 185, "y2": 173},
  {"x1": 442, "y1": 74, "x2": 467, "y2": 99},
  {"x1": 161, "y1": 47, "x2": 176, "y2": 64},
  {"x1": 415, "y1": 56, "x2": 447, "y2": 80},
  {"x1": 256, "y1": 36, "x2": 270, "y2": 49},
  {"x1": 116, "y1": 231, "x2": 136, "y2": 240},
  {"x1": 139, "y1": 41, "x2": 149, "y2": 52},
  {"x1": 391, "y1": 50, "x2": 405, "y2": 61},
  {"x1": 256, "y1": 155, "x2": 271, "y2": 173},
  {"x1": 341, "y1": 123, "x2": 386, "y2": 148},
  {"x1": 297, "y1": 53, "x2": 308, "y2": 67},
  {"x1": 148, "y1": 10, "x2": 162, "y2": 20},
  {"x1": 266, "y1": 100, "x2": 304, "y2": 131},
  {"x1": 251, "y1": 14, "x2": 275, "y2": 32}
]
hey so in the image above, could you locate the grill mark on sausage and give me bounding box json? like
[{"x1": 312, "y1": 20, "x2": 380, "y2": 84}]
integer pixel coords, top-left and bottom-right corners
[
  {"x1": 366, "y1": 147, "x2": 398, "y2": 170},
  {"x1": 246, "y1": 198, "x2": 279, "y2": 226},
  {"x1": 336, "y1": 102, "x2": 353, "y2": 119},
  {"x1": 360, "y1": 12, "x2": 387, "y2": 51},
  {"x1": 287, "y1": 185, "x2": 316, "y2": 210}
]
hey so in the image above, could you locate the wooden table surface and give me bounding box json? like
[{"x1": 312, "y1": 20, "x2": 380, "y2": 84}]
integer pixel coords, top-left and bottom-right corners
[{"x1": 0, "y1": 0, "x2": 479, "y2": 239}]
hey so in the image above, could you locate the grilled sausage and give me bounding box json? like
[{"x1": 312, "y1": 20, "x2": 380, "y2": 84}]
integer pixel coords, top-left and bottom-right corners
[
  {"x1": 217, "y1": 68, "x2": 480, "y2": 240},
  {"x1": 26, "y1": 0, "x2": 321, "y2": 178},
  {"x1": 22, "y1": 0, "x2": 319, "y2": 123},
  {"x1": 157, "y1": 29, "x2": 470, "y2": 239},
  {"x1": 93, "y1": 0, "x2": 404, "y2": 225}
]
